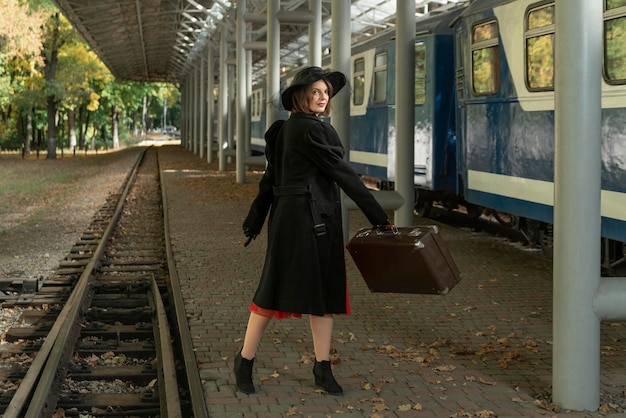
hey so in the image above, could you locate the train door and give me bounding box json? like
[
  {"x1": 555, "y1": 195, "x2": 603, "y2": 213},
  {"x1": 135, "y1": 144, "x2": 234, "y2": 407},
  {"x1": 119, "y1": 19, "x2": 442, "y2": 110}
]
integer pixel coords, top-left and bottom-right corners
[
  {"x1": 413, "y1": 40, "x2": 430, "y2": 189},
  {"x1": 454, "y1": 25, "x2": 468, "y2": 199}
]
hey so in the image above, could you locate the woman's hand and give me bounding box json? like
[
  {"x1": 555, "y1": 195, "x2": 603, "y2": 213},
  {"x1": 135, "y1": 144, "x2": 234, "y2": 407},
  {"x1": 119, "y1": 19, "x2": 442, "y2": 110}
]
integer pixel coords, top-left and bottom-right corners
[{"x1": 243, "y1": 226, "x2": 258, "y2": 247}]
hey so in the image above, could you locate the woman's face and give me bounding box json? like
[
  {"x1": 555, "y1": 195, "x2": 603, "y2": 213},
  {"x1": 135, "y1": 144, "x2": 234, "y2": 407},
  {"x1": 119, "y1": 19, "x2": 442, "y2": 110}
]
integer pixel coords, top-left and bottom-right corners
[{"x1": 306, "y1": 79, "x2": 330, "y2": 114}]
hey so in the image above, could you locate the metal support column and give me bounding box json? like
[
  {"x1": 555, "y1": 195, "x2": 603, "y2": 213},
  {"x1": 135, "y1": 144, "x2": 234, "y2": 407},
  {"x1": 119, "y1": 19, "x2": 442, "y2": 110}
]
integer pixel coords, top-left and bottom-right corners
[
  {"x1": 394, "y1": 0, "x2": 415, "y2": 226},
  {"x1": 552, "y1": 0, "x2": 602, "y2": 410},
  {"x1": 236, "y1": 0, "x2": 247, "y2": 183},
  {"x1": 309, "y1": 0, "x2": 322, "y2": 67},
  {"x1": 330, "y1": 1, "x2": 351, "y2": 241},
  {"x1": 218, "y1": 28, "x2": 228, "y2": 171},
  {"x1": 199, "y1": 53, "x2": 206, "y2": 160},
  {"x1": 180, "y1": 81, "x2": 186, "y2": 149},
  {"x1": 186, "y1": 80, "x2": 192, "y2": 150},
  {"x1": 182, "y1": 81, "x2": 186, "y2": 149},
  {"x1": 207, "y1": 45, "x2": 214, "y2": 163},
  {"x1": 266, "y1": 0, "x2": 280, "y2": 129},
  {"x1": 188, "y1": 78, "x2": 193, "y2": 150},
  {"x1": 246, "y1": 49, "x2": 252, "y2": 158},
  {"x1": 193, "y1": 62, "x2": 199, "y2": 155},
  {"x1": 228, "y1": 65, "x2": 235, "y2": 153}
]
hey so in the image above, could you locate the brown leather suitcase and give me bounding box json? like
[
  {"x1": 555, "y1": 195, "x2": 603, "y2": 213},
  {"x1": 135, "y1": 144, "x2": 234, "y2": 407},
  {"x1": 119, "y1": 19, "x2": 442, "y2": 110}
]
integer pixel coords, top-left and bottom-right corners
[{"x1": 346, "y1": 225, "x2": 462, "y2": 294}]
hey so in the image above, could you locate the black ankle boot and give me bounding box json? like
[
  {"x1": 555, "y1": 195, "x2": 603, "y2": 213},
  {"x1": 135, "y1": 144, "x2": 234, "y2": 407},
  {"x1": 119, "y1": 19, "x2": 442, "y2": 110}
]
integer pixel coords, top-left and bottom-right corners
[
  {"x1": 234, "y1": 351, "x2": 255, "y2": 394},
  {"x1": 313, "y1": 360, "x2": 343, "y2": 395}
]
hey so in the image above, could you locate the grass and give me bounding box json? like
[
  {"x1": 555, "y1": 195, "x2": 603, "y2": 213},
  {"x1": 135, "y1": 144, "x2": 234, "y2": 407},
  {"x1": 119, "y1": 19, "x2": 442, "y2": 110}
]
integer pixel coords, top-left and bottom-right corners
[{"x1": 0, "y1": 148, "x2": 130, "y2": 215}]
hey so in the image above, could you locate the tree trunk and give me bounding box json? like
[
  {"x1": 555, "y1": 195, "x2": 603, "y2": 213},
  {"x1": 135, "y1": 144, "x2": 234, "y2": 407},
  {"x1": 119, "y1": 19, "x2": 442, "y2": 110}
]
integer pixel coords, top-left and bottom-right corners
[
  {"x1": 91, "y1": 123, "x2": 98, "y2": 150},
  {"x1": 83, "y1": 109, "x2": 91, "y2": 150},
  {"x1": 46, "y1": 96, "x2": 57, "y2": 159},
  {"x1": 112, "y1": 104, "x2": 119, "y2": 149},
  {"x1": 68, "y1": 108, "x2": 76, "y2": 150},
  {"x1": 45, "y1": 12, "x2": 60, "y2": 160},
  {"x1": 131, "y1": 110, "x2": 137, "y2": 137},
  {"x1": 25, "y1": 109, "x2": 32, "y2": 154},
  {"x1": 78, "y1": 106, "x2": 85, "y2": 150},
  {"x1": 142, "y1": 95, "x2": 147, "y2": 138}
]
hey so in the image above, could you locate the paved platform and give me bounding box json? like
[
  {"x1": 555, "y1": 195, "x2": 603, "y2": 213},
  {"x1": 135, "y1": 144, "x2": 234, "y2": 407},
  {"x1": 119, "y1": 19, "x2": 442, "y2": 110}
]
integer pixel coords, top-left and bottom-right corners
[{"x1": 158, "y1": 145, "x2": 626, "y2": 418}]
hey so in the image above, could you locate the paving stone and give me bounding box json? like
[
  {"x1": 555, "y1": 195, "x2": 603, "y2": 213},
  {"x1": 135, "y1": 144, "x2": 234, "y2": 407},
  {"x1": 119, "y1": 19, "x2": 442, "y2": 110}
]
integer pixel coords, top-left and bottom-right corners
[{"x1": 159, "y1": 145, "x2": 626, "y2": 418}]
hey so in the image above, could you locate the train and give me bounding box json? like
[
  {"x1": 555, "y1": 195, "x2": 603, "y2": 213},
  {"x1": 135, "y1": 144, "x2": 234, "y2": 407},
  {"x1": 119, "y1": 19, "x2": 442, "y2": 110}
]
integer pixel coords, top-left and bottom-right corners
[{"x1": 249, "y1": 0, "x2": 626, "y2": 274}]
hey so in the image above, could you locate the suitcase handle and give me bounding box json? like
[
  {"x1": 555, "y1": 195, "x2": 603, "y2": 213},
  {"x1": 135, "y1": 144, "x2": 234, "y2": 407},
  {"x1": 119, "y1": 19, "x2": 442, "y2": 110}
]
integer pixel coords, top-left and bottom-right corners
[{"x1": 375, "y1": 225, "x2": 399, "y2": 235}]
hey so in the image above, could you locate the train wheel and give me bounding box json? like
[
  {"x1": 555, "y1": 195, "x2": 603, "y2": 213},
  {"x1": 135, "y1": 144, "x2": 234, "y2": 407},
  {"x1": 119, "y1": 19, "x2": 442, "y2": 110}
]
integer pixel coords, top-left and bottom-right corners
[
  {"x1": 519, "y1": 219, "x2": 543, "y2": 247},
  {"x1": 601, "y1": 239, "x2": 626, "y2": 277},
  {"x1": 493, "y1": 211, "x2": 517, "y2": 227},
  {"x1": 538, "y1": 225, "x2": 554, "y2": 259},
  {"x1": 414, "y1": 190, "x2": 433, "y2": 218},
  {"x1": 465, "y1": 203, "x2": 483, "y2": 219},
  {"x1": 414, "y1": 201, "x2": 433, "y2": 218}
]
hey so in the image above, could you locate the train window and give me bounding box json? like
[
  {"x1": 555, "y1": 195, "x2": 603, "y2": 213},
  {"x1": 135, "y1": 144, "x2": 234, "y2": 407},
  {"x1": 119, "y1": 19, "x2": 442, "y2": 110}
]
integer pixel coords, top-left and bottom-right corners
[
  {"x1": 353, "y1": 58, "x2": 365, "y2": 105},
  {"x1": 607, "y1": 0, "x2": 626, "y2": 8},
  {"x1": 525, "y1": 3, "x2": 555, "y2": 91},
  {"x1": 604, "y1": 1, "x2": 626, "y2": 83},
  {"x1": 251, "y1": 89, "x2": 263, "y2": 121},
  {"x1": 373, "y1": 52, "x2": 388, "y2": 103},
  {"x1": 471, "y1": 21, "x2": 500, "y2": 95},
  {"x1": 415, "y1": 42, "x2": 426, "y2": 104}
]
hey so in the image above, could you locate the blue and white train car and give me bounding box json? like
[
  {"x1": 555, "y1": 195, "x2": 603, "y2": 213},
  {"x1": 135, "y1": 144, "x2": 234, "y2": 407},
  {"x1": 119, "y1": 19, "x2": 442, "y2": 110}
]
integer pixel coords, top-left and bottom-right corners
[
  {"x1": 348, "y1": 6, "x2": 465, "y2": 204},
  {"x1": 249, "y1": 4, "x2": 468, "y2": 202},
  {"x1": 455, "y1": 0, "x2": 626, "y2": 255}
]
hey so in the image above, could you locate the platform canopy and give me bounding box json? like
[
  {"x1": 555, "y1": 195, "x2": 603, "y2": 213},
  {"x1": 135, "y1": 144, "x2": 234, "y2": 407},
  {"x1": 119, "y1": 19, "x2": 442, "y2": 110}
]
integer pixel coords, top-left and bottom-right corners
[{"x1": 51, "y1": 0, "x2": 463, "y2": 84}]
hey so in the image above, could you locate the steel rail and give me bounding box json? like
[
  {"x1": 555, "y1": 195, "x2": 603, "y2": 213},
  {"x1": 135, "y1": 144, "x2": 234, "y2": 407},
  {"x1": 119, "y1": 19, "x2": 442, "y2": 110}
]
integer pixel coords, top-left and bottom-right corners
[
  {"x1": 150, "y1": 274, "x2": 183, "y2": 417},
  {"x1": 2, "y1": 147, "x2": 148, "y2": 418},
  {"x1": 158, "y1": 148, "x2": 210, "y2": 417}
]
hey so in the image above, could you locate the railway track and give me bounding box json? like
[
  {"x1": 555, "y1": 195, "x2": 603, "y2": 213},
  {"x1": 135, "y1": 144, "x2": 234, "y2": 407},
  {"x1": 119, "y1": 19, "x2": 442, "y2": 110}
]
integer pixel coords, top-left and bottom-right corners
[{"x1": 0, "y1": 147, "x2": 207, "y2": 417}]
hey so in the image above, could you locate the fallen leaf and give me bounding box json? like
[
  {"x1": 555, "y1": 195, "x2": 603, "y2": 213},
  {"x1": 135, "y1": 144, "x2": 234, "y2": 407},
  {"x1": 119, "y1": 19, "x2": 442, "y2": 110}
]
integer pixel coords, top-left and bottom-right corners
[
  {"x1": 285, "y1": 406, "x2": 298, "y2": 416},
  {"x1": 534, "y1": 399, "x2": 558, "y2": 411},
  {"x1": 372, "y1": 403, "x2": 388, "y2": 412}
]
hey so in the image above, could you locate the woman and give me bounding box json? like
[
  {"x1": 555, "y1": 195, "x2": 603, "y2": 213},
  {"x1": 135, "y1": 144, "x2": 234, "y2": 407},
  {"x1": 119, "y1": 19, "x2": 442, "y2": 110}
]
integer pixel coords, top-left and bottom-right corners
[{"x1": 236, "y1": 66, "x2": 392, "y2": 395}]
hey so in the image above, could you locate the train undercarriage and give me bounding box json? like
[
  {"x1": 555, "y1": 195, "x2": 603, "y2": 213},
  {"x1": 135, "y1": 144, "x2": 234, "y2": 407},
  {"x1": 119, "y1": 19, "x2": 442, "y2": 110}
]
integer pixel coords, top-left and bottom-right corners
[{"x1": 410, "y1": 187, "x2": 626, "y2": 277}]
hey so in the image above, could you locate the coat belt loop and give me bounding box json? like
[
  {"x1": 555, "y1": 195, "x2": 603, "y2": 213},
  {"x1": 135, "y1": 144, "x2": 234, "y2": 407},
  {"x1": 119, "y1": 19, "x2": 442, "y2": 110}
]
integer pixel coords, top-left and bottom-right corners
[{"x1": 272, "y1": 185, "x2": 326, "y2": 236}]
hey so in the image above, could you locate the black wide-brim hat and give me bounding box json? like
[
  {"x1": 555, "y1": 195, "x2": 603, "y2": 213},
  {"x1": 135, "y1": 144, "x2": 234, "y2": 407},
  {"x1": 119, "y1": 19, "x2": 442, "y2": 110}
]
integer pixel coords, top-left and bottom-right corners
[{"x1": 281, "y1": 66, "x2": 347, "y2": 111}]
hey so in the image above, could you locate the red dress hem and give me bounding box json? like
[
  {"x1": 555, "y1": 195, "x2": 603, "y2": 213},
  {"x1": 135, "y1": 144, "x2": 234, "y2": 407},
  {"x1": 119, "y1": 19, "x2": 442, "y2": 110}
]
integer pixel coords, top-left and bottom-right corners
[{"x1": 249, "y1": 284, "x2": 351, "y2": 319}]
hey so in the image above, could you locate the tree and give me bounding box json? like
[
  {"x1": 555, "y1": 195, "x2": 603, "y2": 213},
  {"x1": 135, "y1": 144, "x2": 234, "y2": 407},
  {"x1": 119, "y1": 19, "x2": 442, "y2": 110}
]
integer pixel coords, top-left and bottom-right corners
[
  {"x1": 56, "y1": 41, "x2": 110, "y2": 150},
  {"x1": 1, "y1": 1, "x2": 182, "y2": 154},
  {"x1": 0, "y1": 0, "x2": 46, "y2": 152},
  {"x1": 41, "y1": 11, "x2": 78, "y2": 159}
]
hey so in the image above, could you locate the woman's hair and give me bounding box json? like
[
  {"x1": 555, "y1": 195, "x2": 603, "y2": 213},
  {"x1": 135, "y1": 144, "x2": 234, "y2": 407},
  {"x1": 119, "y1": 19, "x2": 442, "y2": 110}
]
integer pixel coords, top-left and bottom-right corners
[{"x1": 290, "y1": 79, "x2": 333, "y2": 116}]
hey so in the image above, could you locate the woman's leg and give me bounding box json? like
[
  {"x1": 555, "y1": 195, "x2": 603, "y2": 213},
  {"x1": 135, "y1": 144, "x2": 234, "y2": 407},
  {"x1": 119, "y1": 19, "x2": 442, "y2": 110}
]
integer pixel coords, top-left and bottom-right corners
[
  {"x1": 241, "y1": 311, "x2": 272, "y2": 359},
  {"x1": 309, "y1": 314, "x2": 334, "y2": 360},
  {"x1": 234, "y1": 311, "x2": 272, "y2": 394},
  {"x1": 309, "y1": 314, "x2": 343, "y2": 395}
]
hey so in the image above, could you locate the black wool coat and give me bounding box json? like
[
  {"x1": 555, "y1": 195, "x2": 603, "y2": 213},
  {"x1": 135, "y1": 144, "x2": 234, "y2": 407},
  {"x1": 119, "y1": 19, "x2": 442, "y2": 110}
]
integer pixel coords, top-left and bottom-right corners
[{"x1": 243, "y1": 112, "x2": 388, "y2": 316}]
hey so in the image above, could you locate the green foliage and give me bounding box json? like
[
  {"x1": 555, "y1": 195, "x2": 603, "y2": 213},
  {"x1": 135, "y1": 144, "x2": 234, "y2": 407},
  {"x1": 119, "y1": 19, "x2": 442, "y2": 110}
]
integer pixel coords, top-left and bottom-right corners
[
  {"x1": 0, "y1": 1, "x2": 181, "y2": 152},
  {"x1": 0, "y1": 0, "x2": 180, "y2": 149}
]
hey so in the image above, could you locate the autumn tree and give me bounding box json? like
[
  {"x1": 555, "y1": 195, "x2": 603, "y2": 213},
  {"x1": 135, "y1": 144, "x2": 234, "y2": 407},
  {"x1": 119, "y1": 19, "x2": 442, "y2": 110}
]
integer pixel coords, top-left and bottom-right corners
[
  {"x1": 56, "y1": 41, "x2": 110, "y2": 150},
  {"x1": 41, "y1": 10, "x2": 78, "y2": 159},
  {"x1": 0, "y1": 0, "x2": 46, "y2": 152},
  {"x1": 146, "y1": 83, "x2": 181, "y2": 131}
]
